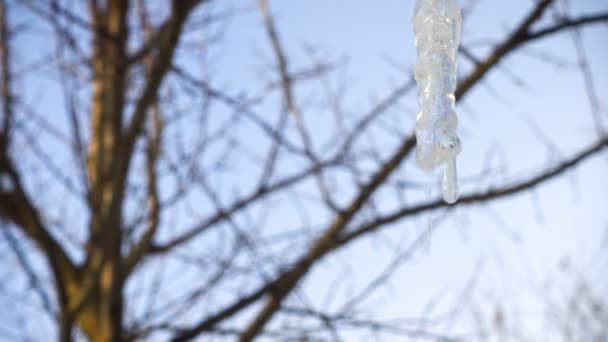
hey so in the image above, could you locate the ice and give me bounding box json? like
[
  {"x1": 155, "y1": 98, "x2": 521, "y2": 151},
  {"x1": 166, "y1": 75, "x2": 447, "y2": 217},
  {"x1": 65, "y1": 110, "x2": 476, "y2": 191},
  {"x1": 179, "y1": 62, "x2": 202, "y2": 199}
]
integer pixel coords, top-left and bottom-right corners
[
  {"x1": 442, "y1": 159, "x2": 458, "y2": 204},
  {"x1": 413, "y1": 0, "x2": 462, "y2": 203}
]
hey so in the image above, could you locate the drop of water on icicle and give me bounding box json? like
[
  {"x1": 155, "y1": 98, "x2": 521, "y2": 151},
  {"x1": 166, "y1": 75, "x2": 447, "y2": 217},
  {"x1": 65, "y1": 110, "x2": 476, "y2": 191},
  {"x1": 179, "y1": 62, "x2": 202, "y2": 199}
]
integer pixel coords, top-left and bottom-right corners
[{"x1": 442, "y1": 158, "x2": 458, "y2": 204}]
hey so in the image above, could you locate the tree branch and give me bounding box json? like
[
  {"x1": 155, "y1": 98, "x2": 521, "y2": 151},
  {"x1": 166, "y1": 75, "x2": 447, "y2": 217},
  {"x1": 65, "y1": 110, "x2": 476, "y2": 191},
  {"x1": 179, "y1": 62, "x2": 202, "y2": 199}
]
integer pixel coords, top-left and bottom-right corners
[
  {"x1": 148, "y1": 158, "x2": 342, "y2": 255},
  {"x1": 339, "y1": 136, "x2": 608, "y2": 246},
  {"x1": 120, "y1": 0, "x2": 205, "y2": 270},
  {"x1": 0, "y1": 0, "x2": 77, "y2": 307},
  {"x1": 119, "y1": 0, "x2": 204, "y2": 186},
  {"x1": 455, "y1": 0, "x2": 555, "y2": 100},
  {"x1": 524, "y1": 12, "x2": 608, "y2": 42}
]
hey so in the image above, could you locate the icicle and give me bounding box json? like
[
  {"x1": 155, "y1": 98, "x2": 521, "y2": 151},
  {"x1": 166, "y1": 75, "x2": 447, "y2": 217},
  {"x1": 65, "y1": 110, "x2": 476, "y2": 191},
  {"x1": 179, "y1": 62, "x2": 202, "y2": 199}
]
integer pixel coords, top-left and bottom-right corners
[
  {"x1": 442, "y1": 158, "x2": 458, "y2": 203},
  {"x1": 412, "y1": 0, "x2": 462, "y2": 203}
]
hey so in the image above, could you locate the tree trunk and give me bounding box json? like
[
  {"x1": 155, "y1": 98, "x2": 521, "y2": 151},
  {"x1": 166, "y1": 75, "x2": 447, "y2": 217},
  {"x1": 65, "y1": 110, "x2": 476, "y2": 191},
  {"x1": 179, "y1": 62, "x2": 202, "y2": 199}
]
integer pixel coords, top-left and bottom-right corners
[
  {"x1": 74, "y1": 1, "x2": 130, "y2": 340},
  {"x1": 71, "y1": 264, "x2": 124, "y2": 342}
]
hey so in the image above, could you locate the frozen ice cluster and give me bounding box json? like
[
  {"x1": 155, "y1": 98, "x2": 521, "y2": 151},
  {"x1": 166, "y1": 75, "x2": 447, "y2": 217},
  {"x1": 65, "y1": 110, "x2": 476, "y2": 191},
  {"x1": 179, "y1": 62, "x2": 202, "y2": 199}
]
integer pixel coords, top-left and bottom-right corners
[{"x1": 412, "y1": 0, "x2": 462, "y2": 203}]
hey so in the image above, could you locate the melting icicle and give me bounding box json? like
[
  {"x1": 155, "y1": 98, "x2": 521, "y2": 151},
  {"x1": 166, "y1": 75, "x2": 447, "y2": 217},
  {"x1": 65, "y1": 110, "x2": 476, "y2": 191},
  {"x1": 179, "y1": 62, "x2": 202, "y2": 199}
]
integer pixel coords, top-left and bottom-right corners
[
  {"x1": 412, "y1": 0, "x2": 462, "y2": 203},
  {"x1": 442, "y1": 159, "x2": 458, "y2": 203}
]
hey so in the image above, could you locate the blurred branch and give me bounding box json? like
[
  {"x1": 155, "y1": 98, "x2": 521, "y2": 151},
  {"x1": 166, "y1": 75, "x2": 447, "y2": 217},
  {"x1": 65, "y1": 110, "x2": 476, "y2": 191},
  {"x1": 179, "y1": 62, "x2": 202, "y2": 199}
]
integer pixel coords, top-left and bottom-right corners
[
  {"x1": 257, "y1": 0, "x2": 338, "y2": 210},
  {"x1": 170, "y1": 64, "x2": 304, "y2": 154},
  {"x1": 120, "y1": 0, "x2": 205, "y2": 182},
  {"x1": 149, "y1": 157, "x2": 341, "y2": 255},
  {"x1": 1, "y1": 227, "x2": 53, "y2": 315},
  {"x1": 0, "y1": 0, "x2": 11, "y2": 154},
  {"x1": 120, "y1": 0, "x2": 205, "y2": 271},
  {"x1": 0, "y1": 0, "x2": 77, "y2": 309},
  {"x1": 123, "y1": 3, "x2": 164, "y2": 275},
  {"x1": 279, "y1": 306, "x2": 460, "y2": 341},
  {"x1": 237, "y1": 135, "x2": 417, "y2": 341},
  {"x1": 568, "y1": 22, "x2": 605, "y2": 135},
  {"x1": 339, "y1": 136, "x2": 608, "y2": 246},
  {"x1": 524, "y1": 12, "x2": 608, "y2": 42},
  {"x1": 455, "y1": 0, "x2": 554, "y2": 100}
]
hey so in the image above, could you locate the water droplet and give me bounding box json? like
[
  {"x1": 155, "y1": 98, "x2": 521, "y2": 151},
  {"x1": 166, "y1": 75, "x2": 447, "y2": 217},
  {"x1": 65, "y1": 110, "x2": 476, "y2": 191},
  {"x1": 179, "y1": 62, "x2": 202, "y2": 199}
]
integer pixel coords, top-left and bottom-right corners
[{"x1": 442, "y1": 159, "x2": 458, "y2": 204}]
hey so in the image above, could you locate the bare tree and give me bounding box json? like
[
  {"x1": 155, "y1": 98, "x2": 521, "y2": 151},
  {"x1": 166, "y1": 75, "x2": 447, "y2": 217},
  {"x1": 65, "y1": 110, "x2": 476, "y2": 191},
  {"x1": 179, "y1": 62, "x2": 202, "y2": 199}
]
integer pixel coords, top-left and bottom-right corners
[{"x1": 0, "y1": 0, "x2": 606, "y2": 341}]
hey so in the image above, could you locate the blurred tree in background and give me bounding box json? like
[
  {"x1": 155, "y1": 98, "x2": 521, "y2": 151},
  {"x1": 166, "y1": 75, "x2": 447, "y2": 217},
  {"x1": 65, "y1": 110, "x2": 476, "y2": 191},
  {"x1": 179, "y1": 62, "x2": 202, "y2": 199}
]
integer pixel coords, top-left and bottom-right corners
[{"x1": 0, "y1": 0, "x2": 606, "y2": 341}]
